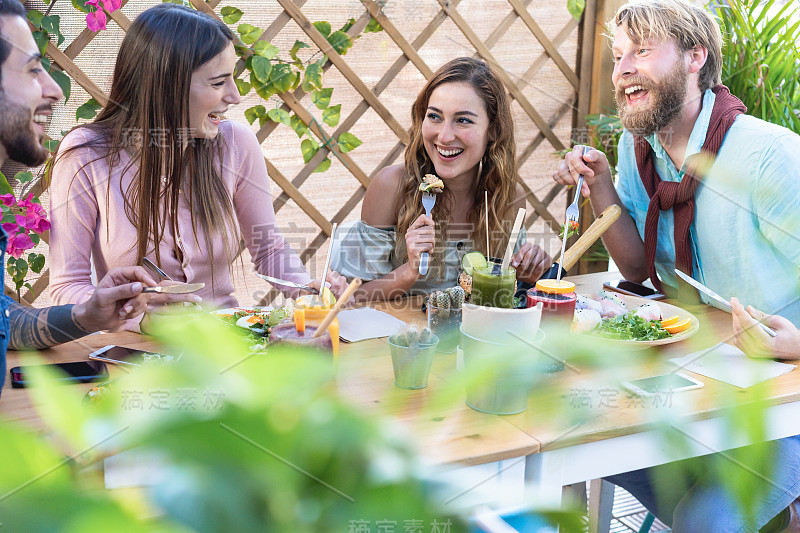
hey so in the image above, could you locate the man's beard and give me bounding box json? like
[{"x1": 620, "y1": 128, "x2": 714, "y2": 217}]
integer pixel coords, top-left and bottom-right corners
[
  {"x1": 0, "y1": 93, "x2": 49, "y2": 167},
  {"x1": 615, "y1": 60, "x2": 689, "y2": 137}
]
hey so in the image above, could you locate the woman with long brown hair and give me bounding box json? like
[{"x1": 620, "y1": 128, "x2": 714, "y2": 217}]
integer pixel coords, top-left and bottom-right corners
[
  {"x1": 47, "y1": 4, "x2": 345, "y2": 327},
  {"x1": 333, "y1": 57, "x2": 551, "y2": 301}
]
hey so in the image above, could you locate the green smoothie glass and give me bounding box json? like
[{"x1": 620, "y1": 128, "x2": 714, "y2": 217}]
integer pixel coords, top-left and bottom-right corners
[{"x1": 470, "y1": 263, "x2": 516, "y2": 308}]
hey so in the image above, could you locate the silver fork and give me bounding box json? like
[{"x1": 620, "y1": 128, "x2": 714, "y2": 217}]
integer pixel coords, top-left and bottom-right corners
[
  {"x1": 556, "y1": 145, "x2": 589, "y2": 282},
  {"x1": 419, "y1": 191, "x2": 436, "y2": 275}
]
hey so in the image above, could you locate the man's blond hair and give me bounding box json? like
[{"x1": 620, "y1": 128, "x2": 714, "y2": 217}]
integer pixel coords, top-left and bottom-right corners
[{"x1": 608, "y1": 0, "x2": 722, "y2": 92}]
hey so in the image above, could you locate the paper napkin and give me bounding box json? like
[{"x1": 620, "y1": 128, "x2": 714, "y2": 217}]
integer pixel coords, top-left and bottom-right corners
[
  {"x1": 668, "y1": 342, "x2": 796, "y2": 388},
  {"x1": 337, "y1": 307, "x2": 407, "y2": 342}
]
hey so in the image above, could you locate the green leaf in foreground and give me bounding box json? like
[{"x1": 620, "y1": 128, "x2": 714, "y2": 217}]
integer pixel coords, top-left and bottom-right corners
[
  {"x1": 301, "y1": 138, "x2": 319, "y2": 163},
  {"x1": 220, "y1": 6, "x2": 243, "y2": 24},
  {"x1": 314, "y1": 157, "x2": 331, "y2": 173},
  {"x1": 253, "y1": 41, "x2": 279, "y2": 60},
  {"x1": 312, "y1": 21, "x2": 331, "y2": 38},
  {"x1": 567, "y1": 0, "x2": 586, "y2": 21},
  {"x1": 267, "y1": 108, "x2": 291, "y2": 126},
  {"x1": 0, "y1": 171, "x2": 14, "y2": 196},
  {"x1": 327, "y1": 30, "x2": 353, "y2": 55},
  {"x1": 76, "y1": 98, "x2": 101, "y2": 121},
  {"x1": 290, "y1": 40, "x2": 310, "y2": 63},
  {"x1": 238, "y1": 23, "x2": 263, "y2": 44},
  {"x1": 270, "y1": 63, "x2": 293, "y2": 93},
  {"x1": 235, "y1": 78, "x2": 251, "y2": 96},
  {"x1": 290, "y1": 114, "x2": 308, "y2": 138},
  {"x1": 251, "y1": 55, "x2": 272, "y2": 83},
  {"x1": 304, "y1": 63, "x2": 323, "y2": 90},
  {"x1": 14, "y1": 171, "x2": 34, "y2": 184},
  {"x1": 244, "y1": 105, "x2": 266, "y2": 126},
  {"x1": 312, "y1": 88, "x2": 332, "y2": 110},
  {"x1": 365, "y1": 17, "x2": 383, "y2": 33},
  {"x1": 50, "y1": 70, "x2": 71, "y2": 103},
  {"x1": 336, "y1": 132, "x2": 362, "y2": 153},
  {"x1": 322, "y1": 104, "x2": 341, "y2": 127},
  {"x1": 27, "y1": 9, "x2": 44, "y2": 28}
]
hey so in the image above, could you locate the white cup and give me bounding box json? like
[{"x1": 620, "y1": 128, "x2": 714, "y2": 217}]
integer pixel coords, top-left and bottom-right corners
[{"x1": 461, "y1": 301, "x2": 542, "y2": 344}]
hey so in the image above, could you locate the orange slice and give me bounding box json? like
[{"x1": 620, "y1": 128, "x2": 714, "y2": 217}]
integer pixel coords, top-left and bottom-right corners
[
  {"x1": 664, "y1": 317, "x2": 691, "y2": 334},
  {"x1": 660, "y1": 315, "x2": 680, "y2": 328},
  {"x1": 534, "y1": 279, "x2": 576, "y2": 294}
]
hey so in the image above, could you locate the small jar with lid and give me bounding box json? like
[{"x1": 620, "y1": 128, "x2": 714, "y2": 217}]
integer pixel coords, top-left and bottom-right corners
[{"x1": 526, "y1": 279, "x2": 576, "y2": 326}]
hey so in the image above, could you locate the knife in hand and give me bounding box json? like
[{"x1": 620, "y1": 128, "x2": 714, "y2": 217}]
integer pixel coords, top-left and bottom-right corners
[
  {"x1": 142, "y1": 283, "x2": 205, "y2": 294},
  {"x1": 674, "y1": 269, "x2": 776, "y2": 337},
  {"x1": 253, "y1": 272, "x2": 316, "y2": 292}
]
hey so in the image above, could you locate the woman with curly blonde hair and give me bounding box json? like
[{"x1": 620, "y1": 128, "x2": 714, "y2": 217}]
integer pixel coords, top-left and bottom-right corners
[{"x1": 334, "y1": 57, "x2": 552, "y2": 301}]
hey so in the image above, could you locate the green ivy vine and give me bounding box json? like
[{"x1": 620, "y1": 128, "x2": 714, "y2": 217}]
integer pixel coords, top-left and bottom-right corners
[
  {"x1": 25, "y1": 1, "x2": 383, "y2": 174},
  {"x1": 222, "y1": 6, "x2": 382, "y2": 172}
]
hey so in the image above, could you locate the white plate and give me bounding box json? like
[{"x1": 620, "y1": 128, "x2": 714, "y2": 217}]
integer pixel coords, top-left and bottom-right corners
[
  {"x1": 583, "y1": 295, "x2": 699, "y2": 348},
  {"x1": 210, "y1": 307, "x2": 274, "y2": 333}
]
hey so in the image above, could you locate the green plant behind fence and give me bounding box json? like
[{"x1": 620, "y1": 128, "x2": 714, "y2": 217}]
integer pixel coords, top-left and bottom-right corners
[{"x1": 716, "y1": 0, "x2": 800, "y2": 134}]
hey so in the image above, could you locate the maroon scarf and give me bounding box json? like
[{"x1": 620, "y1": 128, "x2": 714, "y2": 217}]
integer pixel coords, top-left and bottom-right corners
[{"x1": 635, "y1": 85, "x2": 746, "y2": 292}]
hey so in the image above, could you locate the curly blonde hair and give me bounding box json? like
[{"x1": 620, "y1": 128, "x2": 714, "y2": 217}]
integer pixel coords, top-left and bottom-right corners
[{"x1": 395, "y1": 57, "x2": 520, "y2": 274}]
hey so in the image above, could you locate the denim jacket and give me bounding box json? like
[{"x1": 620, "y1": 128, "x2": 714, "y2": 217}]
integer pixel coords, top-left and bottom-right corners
[{"x1": 0, "y1": 229, "x2": 13, "y2": 397}]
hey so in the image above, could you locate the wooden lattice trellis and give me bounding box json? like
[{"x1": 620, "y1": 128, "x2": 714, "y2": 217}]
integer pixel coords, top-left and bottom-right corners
[{"x1": 12, "y1": 0, "x2": 604, "y2": 306}]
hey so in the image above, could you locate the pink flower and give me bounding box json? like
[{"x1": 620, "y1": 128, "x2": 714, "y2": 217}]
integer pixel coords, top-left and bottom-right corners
[
  {"x1": 101, "y1": 0, "x2": 122, "y2": 11},
  {"x1": 7, "y1": 233, "x2": 33, "y2": 259},
  {"x1": 16, "y1": 194, "x2": 34, "y2": 210},
  {"x1": 86, "y1": 7, "x2": 107, "y2": 32},
  {"x1": 0, "y1": 194, "x2": 15, "y2": 207},
  {"x1": 85, "y1": 0, "x2": 120, "y2": 32},
  {"x1": 16, "y1": 213, "x2": 50, "y2": 233},
  {"x1": 2, "y1": 222, "x2": 19, "y2": 236},
  {"x1": 13, "y1": 196, "x2": 50, "y2": 233}
]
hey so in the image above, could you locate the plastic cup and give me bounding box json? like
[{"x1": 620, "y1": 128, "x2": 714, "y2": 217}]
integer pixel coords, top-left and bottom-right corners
[
  {"x1": 388, "y1": 335, "x2": 439, "y2": 389},
  {"x1": 427, "y1": 303, "x2": 462, "y2": 353},
  {"x1": 460, "y1": 326, "x2": 545, "y2": 415},
  {"x1": 470, "y1": 263, "x2": 516, "y2": 308}
]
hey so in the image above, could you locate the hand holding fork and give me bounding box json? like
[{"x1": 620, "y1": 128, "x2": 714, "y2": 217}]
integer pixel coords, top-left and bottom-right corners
[
  {"x1": 556, "y1": 145, "x2": 590, "y2": 282},
  {"x1": 418, "y1": 191, "x2": 437, "y2": 276}
]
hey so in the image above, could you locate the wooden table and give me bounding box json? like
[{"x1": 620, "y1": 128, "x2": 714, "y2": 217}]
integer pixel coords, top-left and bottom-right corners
[
  {"x1": 0, "y1": 298, "x2": 540, "y2": 467},
  {"x1": 3, "y1": 272, "x2": 800, "y2": 509},
  {"x1": 514, "y1": 272, "x2": 800, "y2": 512}
]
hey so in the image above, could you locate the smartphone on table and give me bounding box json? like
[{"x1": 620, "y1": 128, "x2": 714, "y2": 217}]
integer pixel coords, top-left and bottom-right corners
[
  {"x1": 10, "y1": 360, "x2": 108, "y2": 388},
  {"x1": 621, "y1": 372, "x2": 704, "y2": 397},
  {"x1": 88, "y1": 345, "x2": 175, "y2": 367},
  {"x1": 603, "y1": 279, "x2": 665, "y2": 300}
]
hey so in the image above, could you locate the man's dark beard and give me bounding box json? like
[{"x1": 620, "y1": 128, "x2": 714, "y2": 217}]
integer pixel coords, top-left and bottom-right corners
[
  {"x1": 615, "y1": 60, "x2": 688, "y2": 137},
  {"x1": 0, "y1": 93, "x2": 49, "y2": 167}
]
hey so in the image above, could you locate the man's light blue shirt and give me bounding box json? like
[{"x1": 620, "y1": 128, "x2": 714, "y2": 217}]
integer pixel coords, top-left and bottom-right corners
[{"x1": 616, "y1": 89, "x2": 800, "y2": 324}]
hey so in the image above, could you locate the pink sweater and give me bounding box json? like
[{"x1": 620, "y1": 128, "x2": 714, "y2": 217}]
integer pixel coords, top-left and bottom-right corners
[{"x1": 49, "y1": 120, "x2": 311, "y2": 312}]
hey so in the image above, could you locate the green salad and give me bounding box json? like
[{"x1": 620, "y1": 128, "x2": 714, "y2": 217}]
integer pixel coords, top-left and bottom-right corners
[{"x1": 592, "y1": 311, "x2": 671, "y2": 341}]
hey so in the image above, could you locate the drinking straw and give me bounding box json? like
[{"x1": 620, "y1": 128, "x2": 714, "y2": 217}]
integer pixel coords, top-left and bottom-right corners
[{"x1": 501, "y1": 208, "x2": 526, "y2": 271}]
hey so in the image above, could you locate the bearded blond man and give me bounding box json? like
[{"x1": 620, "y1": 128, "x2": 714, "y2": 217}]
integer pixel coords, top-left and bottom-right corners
[{"x1": 555, "y1": 0, "x2": 800, "y2": 531}]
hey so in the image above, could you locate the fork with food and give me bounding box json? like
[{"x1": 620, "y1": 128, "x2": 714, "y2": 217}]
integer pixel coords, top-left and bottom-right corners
[{"x1": 418, "y1": 173, "x2": 444, "y2": 275}]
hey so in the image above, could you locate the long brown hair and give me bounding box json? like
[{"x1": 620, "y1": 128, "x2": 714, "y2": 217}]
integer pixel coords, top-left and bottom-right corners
[
  {"x1": 396, "y1": 57, "x2": 519, "y2": 271},
  {"x1": 48, "y1": 4, "x2": 237, "y2": 285}
]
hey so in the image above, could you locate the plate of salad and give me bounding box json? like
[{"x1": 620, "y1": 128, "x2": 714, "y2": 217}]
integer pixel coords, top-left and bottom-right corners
[
  {"x1": 210, "y1": 304, "x2": 293, "y2": 337},
  {"x1": 571, "y1": 292, "x2": 700, "y2": 347}
]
